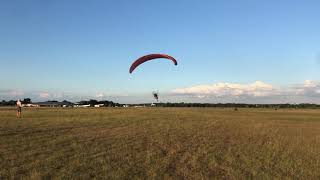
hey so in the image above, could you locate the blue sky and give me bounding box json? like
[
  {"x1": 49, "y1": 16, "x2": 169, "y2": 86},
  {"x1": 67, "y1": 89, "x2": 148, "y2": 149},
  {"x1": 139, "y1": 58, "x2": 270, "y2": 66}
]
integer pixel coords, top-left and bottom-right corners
[{"x1": 1, "y1": 0, "x2": 320, "y2": 103}]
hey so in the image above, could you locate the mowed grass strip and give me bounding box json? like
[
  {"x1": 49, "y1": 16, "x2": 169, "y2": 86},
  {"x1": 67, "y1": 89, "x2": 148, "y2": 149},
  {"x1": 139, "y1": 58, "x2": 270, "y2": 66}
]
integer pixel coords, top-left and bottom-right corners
[{"x1": 0, "y1": 107, "x2": 320, "y2": 179}]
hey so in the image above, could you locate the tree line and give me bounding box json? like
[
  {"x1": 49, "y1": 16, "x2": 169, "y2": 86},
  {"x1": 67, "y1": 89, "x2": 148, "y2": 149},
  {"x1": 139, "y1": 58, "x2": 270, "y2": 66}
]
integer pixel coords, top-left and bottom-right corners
[
  {"x1": 0, "y1": 98, "x2": 120, "y2": 107},
  {"x1": 132, "y1": 102, "x2": 320, "y2": 109},
  {"x1": 1, "y1": 99, "x2": 319, "y2": 109},
  {"x1": 0, "y1": 98, "x2": 31, "y2": 106}
]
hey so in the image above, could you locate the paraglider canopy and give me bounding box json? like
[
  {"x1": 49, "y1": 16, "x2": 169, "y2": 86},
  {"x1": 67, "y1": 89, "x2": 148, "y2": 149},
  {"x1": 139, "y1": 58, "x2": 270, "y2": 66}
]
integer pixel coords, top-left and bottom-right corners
[{"x1": 129, "y1": 54, "x2": 178, "y2": 73}]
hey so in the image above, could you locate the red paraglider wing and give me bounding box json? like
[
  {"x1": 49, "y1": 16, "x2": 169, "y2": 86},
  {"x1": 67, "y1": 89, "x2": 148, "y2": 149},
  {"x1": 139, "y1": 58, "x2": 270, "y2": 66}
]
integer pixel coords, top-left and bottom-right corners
[{"x1": 129, "y1": 54, "x2": 178, "y2": 73}]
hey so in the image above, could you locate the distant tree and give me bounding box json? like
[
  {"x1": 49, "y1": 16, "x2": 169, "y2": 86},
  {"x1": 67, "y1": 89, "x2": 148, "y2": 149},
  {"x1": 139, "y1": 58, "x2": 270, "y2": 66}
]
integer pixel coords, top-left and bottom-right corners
[
  {"x1": 0, "y1": 100, "x2": 5, "y2": 106},
  {"x1": 89, "y1": 99, "x2": 98, "y2": 107},
  {"x1": 23, "y1": 98, "x2": 31, "y2": 104},
  {"x1": 8, "y1": 100, "x2": 16, "y2": 106},
  {"x1": 78, "y1": 101, "x2": 89, "y2": 105}
]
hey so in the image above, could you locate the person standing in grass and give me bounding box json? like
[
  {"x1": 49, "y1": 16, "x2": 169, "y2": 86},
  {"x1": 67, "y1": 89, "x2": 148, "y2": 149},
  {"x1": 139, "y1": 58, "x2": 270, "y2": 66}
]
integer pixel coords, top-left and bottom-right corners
[{"x1": 16, "y1": 99, "x2": 22, "y2": 118}]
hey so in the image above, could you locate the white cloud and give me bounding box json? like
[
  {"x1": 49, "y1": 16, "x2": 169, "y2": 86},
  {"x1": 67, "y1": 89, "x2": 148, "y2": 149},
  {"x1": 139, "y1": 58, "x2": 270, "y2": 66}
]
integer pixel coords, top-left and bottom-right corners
[
  {"x1": 0, "y1": 90, "x2": 24, "y2": 98},
  {"x1": 171, "y1": 80, "x2": 320, "y2": 104},
  {"x1": 96, "y1": 93, "x2": 105, "y2": 98},
  {"x1": 10, "y1": 90, "x2": 24, "y2": 97},
  {"x1": 303, "y1": 80, "x2": 317, "y2": 88},
  {"x1": 39, "y1": 92, "x2": 50, "y2": 98},
  {"x1": 288, "y1": 81, "x2": 320, "y2": 103},
  {"x1": 172, "y1": 81, "x2": 275, "y2": 97},
  {"x1": 294, "y1": 80, "x2": 320, "y2": 96}
]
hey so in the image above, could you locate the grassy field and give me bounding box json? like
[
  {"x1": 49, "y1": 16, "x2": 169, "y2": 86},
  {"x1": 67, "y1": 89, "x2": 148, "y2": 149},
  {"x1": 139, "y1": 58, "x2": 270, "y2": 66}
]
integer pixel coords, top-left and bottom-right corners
[{"x1": 0, "y1": 107, "x2": 320, "y2": 179}]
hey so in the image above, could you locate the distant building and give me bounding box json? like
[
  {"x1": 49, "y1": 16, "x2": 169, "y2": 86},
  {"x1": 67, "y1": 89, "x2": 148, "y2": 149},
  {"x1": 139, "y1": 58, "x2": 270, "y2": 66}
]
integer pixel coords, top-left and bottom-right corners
[
  {"x1": 22, "y1": 103, "x2": 39, "y2": 107},
  {"x1": 35, "y1": 101, "x2": 74, "y2": 107},
  {"x1": 94, "y1": 104, "x2": 104, "y2": 108},
  {"x1": 74, "y1": 104, "x2": 90, "y2": 108},
  {"x1": 36, "y1": 101, "x2": 61, "y2": 107}
]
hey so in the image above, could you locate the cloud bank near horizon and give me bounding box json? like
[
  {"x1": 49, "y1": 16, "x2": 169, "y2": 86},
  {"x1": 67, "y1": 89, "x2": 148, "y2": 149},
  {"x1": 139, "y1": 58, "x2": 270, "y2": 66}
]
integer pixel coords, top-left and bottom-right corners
[
  {"x1": 1, "y1": 80, "x2": 320, "y2": 104},
  {"x1": 171, "y1": 80, "x2": 320, "y2": 104},
  {"x1": 172, "y1": 81, "x2": 275, "y2": 98}
]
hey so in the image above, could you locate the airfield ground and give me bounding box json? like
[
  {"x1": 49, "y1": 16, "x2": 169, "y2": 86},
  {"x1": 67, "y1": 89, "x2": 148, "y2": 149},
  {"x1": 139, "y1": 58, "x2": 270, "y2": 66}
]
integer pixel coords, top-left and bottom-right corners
[{"x1": 0, "y1": 107, "x2": 320, "y2": 179}]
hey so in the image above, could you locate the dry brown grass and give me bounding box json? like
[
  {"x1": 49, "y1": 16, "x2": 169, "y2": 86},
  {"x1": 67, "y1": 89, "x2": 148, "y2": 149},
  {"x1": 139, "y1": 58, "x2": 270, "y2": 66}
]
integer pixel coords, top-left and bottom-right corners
[{"x1": 0, "y1": 107, "x2": 320, "y2": 179}]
